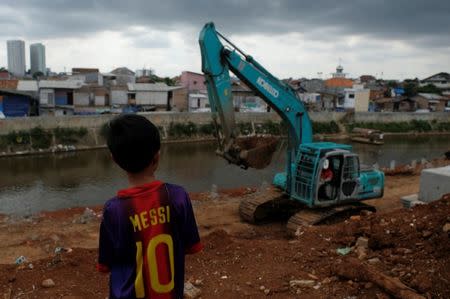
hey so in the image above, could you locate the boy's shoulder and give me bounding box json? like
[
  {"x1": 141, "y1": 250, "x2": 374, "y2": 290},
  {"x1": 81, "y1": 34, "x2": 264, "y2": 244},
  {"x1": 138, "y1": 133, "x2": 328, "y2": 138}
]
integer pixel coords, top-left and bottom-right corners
[{"x1": 164, "y1": 183, "x2": 188, "y2": 197}]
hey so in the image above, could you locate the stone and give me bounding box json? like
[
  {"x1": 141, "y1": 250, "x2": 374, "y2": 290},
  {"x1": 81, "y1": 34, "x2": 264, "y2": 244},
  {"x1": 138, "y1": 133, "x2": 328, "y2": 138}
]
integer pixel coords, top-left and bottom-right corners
[
  {"x1": 41, "y1": 278, "x2": 55, "y2": 288},
  {"x1": 184, "y1": 282, "x2": 201, "y2": 299},
  {"x1": 263, "y1": 289, "x2": 270, "y2": 295},
  {"x1": 422, "y1": 230, "x2": 432, "y2": 238},
  {"x1": 368, "y1": 257, "x2": 380, "y2": 264},
  {"x1": 350, "y1": 215, "x2": 361, "y2": 221},
  {"x1": 365, "y1": 282, "x2": 373, "y2": 289},
  {"x1": 259, "y1": 285, "x2": 266, "y2": 291},
  {"x1": 443, "y1": 223, "x2": 450, "y2": 233},
  {"x1": 355, "y1": 237, "x2": 369, "y2": 249},
  {"x1": 193, "y1": 279, "x2": 203, "y2": 286},
  {"x1": 401, "y1": 194, "x2": 424, "y2": 208},
  {"x1": 289, "y1": 280, "x2": 315, "y2": 288}
]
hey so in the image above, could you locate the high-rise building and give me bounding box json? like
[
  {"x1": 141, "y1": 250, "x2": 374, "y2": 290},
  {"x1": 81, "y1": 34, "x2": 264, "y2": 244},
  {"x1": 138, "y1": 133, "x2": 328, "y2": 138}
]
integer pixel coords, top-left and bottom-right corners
[
  {"x1": 7, "y1": 40, "x2": 26, "y2": 77},
  {"x1": 30, "y1": 43, "x2": 46, "y2": 75}
]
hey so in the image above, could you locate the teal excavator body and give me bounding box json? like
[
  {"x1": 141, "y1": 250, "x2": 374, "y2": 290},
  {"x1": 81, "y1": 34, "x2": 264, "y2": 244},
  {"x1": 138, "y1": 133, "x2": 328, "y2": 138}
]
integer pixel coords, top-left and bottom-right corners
[{"x1": 199, "y1": 22, "x2": 384, "y2": 209}]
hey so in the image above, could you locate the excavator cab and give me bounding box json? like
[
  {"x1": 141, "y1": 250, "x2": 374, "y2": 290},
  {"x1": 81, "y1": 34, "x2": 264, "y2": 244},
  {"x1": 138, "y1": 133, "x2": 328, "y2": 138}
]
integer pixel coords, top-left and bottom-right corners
[{"x1": 315, "y1": 151, "x2": 360, "y2": 206}]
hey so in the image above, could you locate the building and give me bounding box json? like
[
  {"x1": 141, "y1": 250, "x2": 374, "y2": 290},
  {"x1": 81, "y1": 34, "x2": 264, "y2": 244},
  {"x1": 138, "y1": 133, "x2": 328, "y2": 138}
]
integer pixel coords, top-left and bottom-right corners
[
  {"x1": 16, "y1": 80, "x2": 84, "y2": 116},
  {"x1": 231, "y1": 80, "x2": 266, "y2": 112},
  {"x1": 331, "y1": 64, "x2": 346, "y2": 78},
  {"x1": 188, "y1": 93, "x2": 209, "y2": 111},
  {"x1": 0, "y1": 80, "x2": 37, "y2": 117},
  {"x1": 0, "y1": 69, "x2": 11, "y2": 79},
  {"x1": 70, "y1": 68, "x2": 103, "y2": 85},
  {"x1": 127, "y1": 83, "x2": 185, "y2": 111},
  {"x1": 30, "y1": 43, "x2": 46, "y2": 75},
  {"x1": 420, "y1": 72, "x2": 450, "y2": 90},
  {"x1": 7, "y1": 40, "x2": 26, "y2": 77},
  {"x1": 412, "y1": 93, "x2": 448, "y2": 112},
  {"x1": 179, "y1": 71, "x2": 207, "y2": 93},
  {"x1": 338, "y1": 85, "x2": 370, "y2": 112},
  {"x1": 110, "y1": 67, "x2": 136, "y2": 85}
]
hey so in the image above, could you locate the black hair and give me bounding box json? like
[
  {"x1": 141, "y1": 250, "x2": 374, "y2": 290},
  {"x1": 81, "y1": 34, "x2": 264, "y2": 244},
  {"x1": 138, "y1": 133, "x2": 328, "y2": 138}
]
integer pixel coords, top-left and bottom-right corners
[{"x1": 106, "y1": 114, "x2": 161, "y2": 173}]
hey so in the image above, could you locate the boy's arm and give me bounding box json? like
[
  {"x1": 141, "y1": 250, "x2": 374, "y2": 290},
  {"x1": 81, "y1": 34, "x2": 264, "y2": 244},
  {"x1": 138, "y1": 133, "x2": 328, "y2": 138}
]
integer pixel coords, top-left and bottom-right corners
[
  {"x1": 181, "y1": 192, "x2": 203, "y2": 254},
  {"x1": 97, "y1": 203, "x2": 114, "y2": 272}
]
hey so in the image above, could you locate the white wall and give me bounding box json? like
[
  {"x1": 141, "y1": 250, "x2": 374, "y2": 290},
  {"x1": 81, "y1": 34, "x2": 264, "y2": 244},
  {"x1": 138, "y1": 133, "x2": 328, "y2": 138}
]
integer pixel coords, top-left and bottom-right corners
[
  {"x1": 111, "y1": 90, "x2": 127, "y2": 105},
  {"x1": 74, "y1": 92, "x2": 90, "y2": 106},
  {"x1": 136, "y1": 91, "x2": 167, "y2": 106},
  {"x1": 40, "y1": 89, "x2": 54, "y2": 106},
  {"x1": 95, "y1": 95, "x2": 106, "y2": 106}
]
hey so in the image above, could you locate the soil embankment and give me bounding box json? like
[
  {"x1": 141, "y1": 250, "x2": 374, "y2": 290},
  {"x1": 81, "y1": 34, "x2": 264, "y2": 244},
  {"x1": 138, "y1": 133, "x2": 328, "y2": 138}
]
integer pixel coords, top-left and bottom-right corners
[{"x1": 1, "y1": 160, "x2": 450, "y2": 298}]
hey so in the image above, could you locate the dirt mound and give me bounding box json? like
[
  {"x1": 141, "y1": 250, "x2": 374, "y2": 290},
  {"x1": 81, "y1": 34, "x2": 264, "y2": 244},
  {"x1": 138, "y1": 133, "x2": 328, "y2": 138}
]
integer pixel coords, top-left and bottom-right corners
[{"x1": 0, "y1": 184, "x2": 448, "y2": 298}]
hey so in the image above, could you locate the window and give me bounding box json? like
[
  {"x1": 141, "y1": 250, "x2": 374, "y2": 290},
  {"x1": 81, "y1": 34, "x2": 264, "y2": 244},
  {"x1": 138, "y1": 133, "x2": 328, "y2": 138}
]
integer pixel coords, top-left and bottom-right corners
[
  {"x1": 348, "y1": 93, "x2": 355, "y2": 99},
  {"x1": 193, "y1": 80, "x2": 197, "y2": 85},
  {"x1": 47, "y1": 93, "x2": 54, "y2": 105}
]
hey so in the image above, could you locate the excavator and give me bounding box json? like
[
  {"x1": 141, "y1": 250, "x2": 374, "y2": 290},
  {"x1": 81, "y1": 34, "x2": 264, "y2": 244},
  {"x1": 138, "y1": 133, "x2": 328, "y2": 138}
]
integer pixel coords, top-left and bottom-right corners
[{"x1": 199, "y1": 23, "x2": 384, "y2": 234}]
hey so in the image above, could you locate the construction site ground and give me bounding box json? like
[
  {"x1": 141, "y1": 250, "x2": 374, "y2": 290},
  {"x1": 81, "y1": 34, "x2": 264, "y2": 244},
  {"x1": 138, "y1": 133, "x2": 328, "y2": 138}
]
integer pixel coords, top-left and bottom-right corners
[{"x1": 1, "y1": 159, "x2": 450, "y2": 298}]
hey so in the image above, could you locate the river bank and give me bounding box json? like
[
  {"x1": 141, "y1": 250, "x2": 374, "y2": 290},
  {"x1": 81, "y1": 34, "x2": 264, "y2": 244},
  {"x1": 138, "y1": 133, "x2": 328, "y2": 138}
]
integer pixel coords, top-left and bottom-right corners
[
  {"x1": 1, "y1": 111, "x2": 450, "y2": 158},
  {"x1": 1, "y1": 162, "x2": 449, "y2": 298}
]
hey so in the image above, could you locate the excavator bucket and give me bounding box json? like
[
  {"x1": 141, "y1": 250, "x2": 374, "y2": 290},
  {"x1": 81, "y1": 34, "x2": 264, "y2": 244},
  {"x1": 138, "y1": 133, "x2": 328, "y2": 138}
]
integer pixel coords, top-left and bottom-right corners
[{"x1": 236, "y1": 136, "x2": 279, "y2": 169}]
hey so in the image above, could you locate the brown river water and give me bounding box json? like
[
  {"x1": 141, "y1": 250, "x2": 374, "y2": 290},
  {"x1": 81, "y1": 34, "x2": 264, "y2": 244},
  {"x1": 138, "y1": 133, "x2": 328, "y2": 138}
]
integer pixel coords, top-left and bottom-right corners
[{"x1": 1, "y1": 135, "x2": 449, "y2": 215}]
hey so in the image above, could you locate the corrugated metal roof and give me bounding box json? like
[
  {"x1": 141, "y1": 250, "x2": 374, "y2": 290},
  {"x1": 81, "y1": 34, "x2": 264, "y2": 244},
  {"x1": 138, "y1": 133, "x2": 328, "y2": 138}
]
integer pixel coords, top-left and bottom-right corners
[
  {"x1": 38, "y1": 80, "x2": 84, "y2": 89},
  {"x1": 417, "y1": 93, "x2": 444, "y2": 100},
  {"x1": 127, "y1": 83, "x2": 183, "y2": 92}
]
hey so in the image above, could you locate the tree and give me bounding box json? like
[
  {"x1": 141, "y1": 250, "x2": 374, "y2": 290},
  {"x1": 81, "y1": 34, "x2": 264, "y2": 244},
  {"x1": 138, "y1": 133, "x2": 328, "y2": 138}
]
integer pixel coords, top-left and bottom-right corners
[
  {"x1": 403, "y1": 81, "x2": 418, "y2": 97},
  {"x1": 417, "y1": 83, "x2": 441, "y2": 95},
  {"x1": 32, "y1": 71, "x2": 45, "y2": 79}
]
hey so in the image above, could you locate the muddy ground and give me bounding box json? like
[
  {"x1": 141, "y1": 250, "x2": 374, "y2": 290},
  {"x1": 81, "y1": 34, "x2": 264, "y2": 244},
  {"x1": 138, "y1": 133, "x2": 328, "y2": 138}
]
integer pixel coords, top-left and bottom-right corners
[{"x1": 0, "y1": 160, "x2": 449, "y2": 298}]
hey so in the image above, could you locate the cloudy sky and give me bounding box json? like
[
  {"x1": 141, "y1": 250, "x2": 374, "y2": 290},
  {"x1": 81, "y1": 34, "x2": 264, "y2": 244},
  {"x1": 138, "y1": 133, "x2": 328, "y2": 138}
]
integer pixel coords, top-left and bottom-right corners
[{"x1": 0, "y1": 0, "x2": 449, "y2": 80}]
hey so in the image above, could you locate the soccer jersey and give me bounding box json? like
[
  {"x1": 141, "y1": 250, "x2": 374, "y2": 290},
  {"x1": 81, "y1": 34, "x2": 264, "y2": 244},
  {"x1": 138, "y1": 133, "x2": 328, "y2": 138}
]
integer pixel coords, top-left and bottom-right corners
[{"x1": 98, "y1": 180, "x2": 202, "y2": 299}]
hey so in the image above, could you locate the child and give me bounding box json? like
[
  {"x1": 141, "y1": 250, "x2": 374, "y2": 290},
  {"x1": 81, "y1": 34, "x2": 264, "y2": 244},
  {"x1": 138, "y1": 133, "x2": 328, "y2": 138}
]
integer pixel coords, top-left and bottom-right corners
[{"x1": 97, "y1": 114, "x2": 203, "y2": 299}]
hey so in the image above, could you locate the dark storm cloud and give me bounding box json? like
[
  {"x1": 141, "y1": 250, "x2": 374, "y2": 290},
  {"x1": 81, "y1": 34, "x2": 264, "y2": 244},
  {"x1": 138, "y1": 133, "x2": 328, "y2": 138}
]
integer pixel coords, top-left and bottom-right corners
[{"x1": 2, "y1": 0, "x2": 450, "y2": 47}]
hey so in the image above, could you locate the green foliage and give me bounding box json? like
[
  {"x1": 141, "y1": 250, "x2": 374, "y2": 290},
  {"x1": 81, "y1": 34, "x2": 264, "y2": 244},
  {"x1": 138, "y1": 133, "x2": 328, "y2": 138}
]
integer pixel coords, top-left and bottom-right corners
[
  {"x1": 0, "y1": 135, "x2": 8, "y2": 150},
  {"x1": 255, "y1": 120, "x2": 282, "y2": 135},
  {"x1": 237, "y1": 122, "x2": 253, "y2": 135},
  {"x1": 100, "y1": 122, "x2": 110, "y2": 139},
  {"x1": 198, "y1": 123, "x2": 216, "y2": 136},
  {"x1": 312, "y1": 121, "x2": 340, "y2": 134},
  {"x1": 53, "y1": 127, "x2": 87, "y2": 144},
  {"x1": 417, "y1": 84, "x2": 441, "y2": 95},
  {"x1": 5, "y1": 130, "x2": 30, "y2": 145},
  {"x1": 403, "y1": 82, "x2": 418, "y2": 97},
  {"x1": 168, "y1": 122, "x2": 198, "y2": 138},
  {"x1": 30, "y1": 127, "x2": 52, "y2": 149},
  {"x1": 435, "y1": 122, "x2": 450, "y2": 131}
]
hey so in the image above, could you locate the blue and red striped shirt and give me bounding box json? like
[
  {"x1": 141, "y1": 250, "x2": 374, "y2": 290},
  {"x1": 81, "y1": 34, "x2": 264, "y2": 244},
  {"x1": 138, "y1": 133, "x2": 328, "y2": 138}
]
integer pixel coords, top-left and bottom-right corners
[{"x1": 98, "y1": 181, "x2": 202, "y2": 299}]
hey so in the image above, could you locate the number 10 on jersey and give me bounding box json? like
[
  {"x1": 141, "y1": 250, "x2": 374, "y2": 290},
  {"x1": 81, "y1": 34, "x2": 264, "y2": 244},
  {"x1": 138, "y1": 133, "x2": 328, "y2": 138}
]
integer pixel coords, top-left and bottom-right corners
[{"x1": 134, "y1": 234, "x2": 175, "y2": 297}]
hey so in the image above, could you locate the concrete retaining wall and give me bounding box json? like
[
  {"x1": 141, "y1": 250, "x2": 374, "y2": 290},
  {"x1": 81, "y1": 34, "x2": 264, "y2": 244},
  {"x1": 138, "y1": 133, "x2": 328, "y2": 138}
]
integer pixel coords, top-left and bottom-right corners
[
  {"x1": 0, "y1": 111, "x2": 449, "y2": 135},
  {"x1": 354, "y1": 112, "x2": 450, "y2": 123}
]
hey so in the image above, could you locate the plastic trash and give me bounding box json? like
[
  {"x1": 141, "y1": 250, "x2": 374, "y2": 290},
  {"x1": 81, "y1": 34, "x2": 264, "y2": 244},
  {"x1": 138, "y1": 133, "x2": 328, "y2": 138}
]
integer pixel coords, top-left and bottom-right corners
[
  {"x1": 336, "y1": 247, "x2": 352, "y2": 256},
  {"x1": 15, "y1": 255, "x2": 27, "y2": 265}
]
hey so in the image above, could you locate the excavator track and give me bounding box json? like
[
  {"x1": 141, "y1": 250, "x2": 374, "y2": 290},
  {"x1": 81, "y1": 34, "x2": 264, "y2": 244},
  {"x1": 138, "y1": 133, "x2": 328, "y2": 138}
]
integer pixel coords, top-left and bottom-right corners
[
  {"x1": 286, "y1": 202, "x2": 376, "y2": 236},
  {"x1": 239, "y1": 187, "x2": 293, "y2": 224}
]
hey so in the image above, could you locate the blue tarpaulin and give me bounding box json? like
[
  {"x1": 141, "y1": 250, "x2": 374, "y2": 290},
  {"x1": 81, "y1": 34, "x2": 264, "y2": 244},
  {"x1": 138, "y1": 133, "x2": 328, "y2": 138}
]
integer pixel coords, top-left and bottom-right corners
[{"x1": 2, "y1": 94, "x2": 30, "y2": 117}]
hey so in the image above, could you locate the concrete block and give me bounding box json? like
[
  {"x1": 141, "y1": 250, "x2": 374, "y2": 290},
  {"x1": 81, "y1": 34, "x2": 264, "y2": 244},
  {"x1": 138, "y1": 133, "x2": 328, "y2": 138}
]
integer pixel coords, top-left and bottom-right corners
[
  {"x1": 401, "y1": 194, "x2": 425, "y2": 208},
  {"x1": 419, "y1": 166, "x2": 450, "y2": 203}
]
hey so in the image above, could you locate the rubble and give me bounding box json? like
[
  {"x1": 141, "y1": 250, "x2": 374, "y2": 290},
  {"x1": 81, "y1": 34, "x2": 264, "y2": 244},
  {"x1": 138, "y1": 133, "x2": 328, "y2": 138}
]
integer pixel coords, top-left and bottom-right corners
[
  {"x1": 41, "y1": 278, "x2": 55, "y2": 288},
  {"x1": 184, "y1": 282, "x2": 201, "y2": 299}
]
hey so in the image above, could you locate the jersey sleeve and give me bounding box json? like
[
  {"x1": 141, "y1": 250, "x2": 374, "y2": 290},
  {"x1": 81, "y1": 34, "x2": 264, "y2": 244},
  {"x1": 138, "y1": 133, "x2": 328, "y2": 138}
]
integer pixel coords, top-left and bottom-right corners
[
  {"x1": 182, "y1": 193, "x2": 203, "y2": 254},
  {"x1": 97, "y1": 202, "x2": 114, "y2": 272}
]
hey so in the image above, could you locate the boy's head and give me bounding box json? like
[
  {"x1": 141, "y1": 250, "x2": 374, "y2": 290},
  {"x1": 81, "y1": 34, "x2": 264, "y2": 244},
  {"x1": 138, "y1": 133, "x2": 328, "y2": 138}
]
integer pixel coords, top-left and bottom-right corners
[{"x1": 106, "y1": 114, "x2": 161, "y2": 174}]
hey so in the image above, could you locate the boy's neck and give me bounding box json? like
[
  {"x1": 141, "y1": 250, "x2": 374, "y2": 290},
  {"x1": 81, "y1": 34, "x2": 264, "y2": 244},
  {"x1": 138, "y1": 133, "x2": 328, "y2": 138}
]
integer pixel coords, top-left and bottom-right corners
[{"x1": 127, "y1": 173, "x2": 156, "y2": 188}]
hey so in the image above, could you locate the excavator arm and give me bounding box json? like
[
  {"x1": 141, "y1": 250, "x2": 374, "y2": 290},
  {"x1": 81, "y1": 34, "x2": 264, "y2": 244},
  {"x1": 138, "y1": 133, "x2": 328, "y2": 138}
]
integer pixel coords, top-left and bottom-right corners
[{"x1": 199, "y1": 22, "x2": 313, "y2": 171}]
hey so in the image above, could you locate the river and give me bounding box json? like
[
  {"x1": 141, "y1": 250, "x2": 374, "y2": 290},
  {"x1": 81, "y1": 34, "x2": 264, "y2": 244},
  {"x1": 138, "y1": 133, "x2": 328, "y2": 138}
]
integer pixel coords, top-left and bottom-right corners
[{"x1": 1, "y1": 135, "x2": 449, "y2": 215}]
